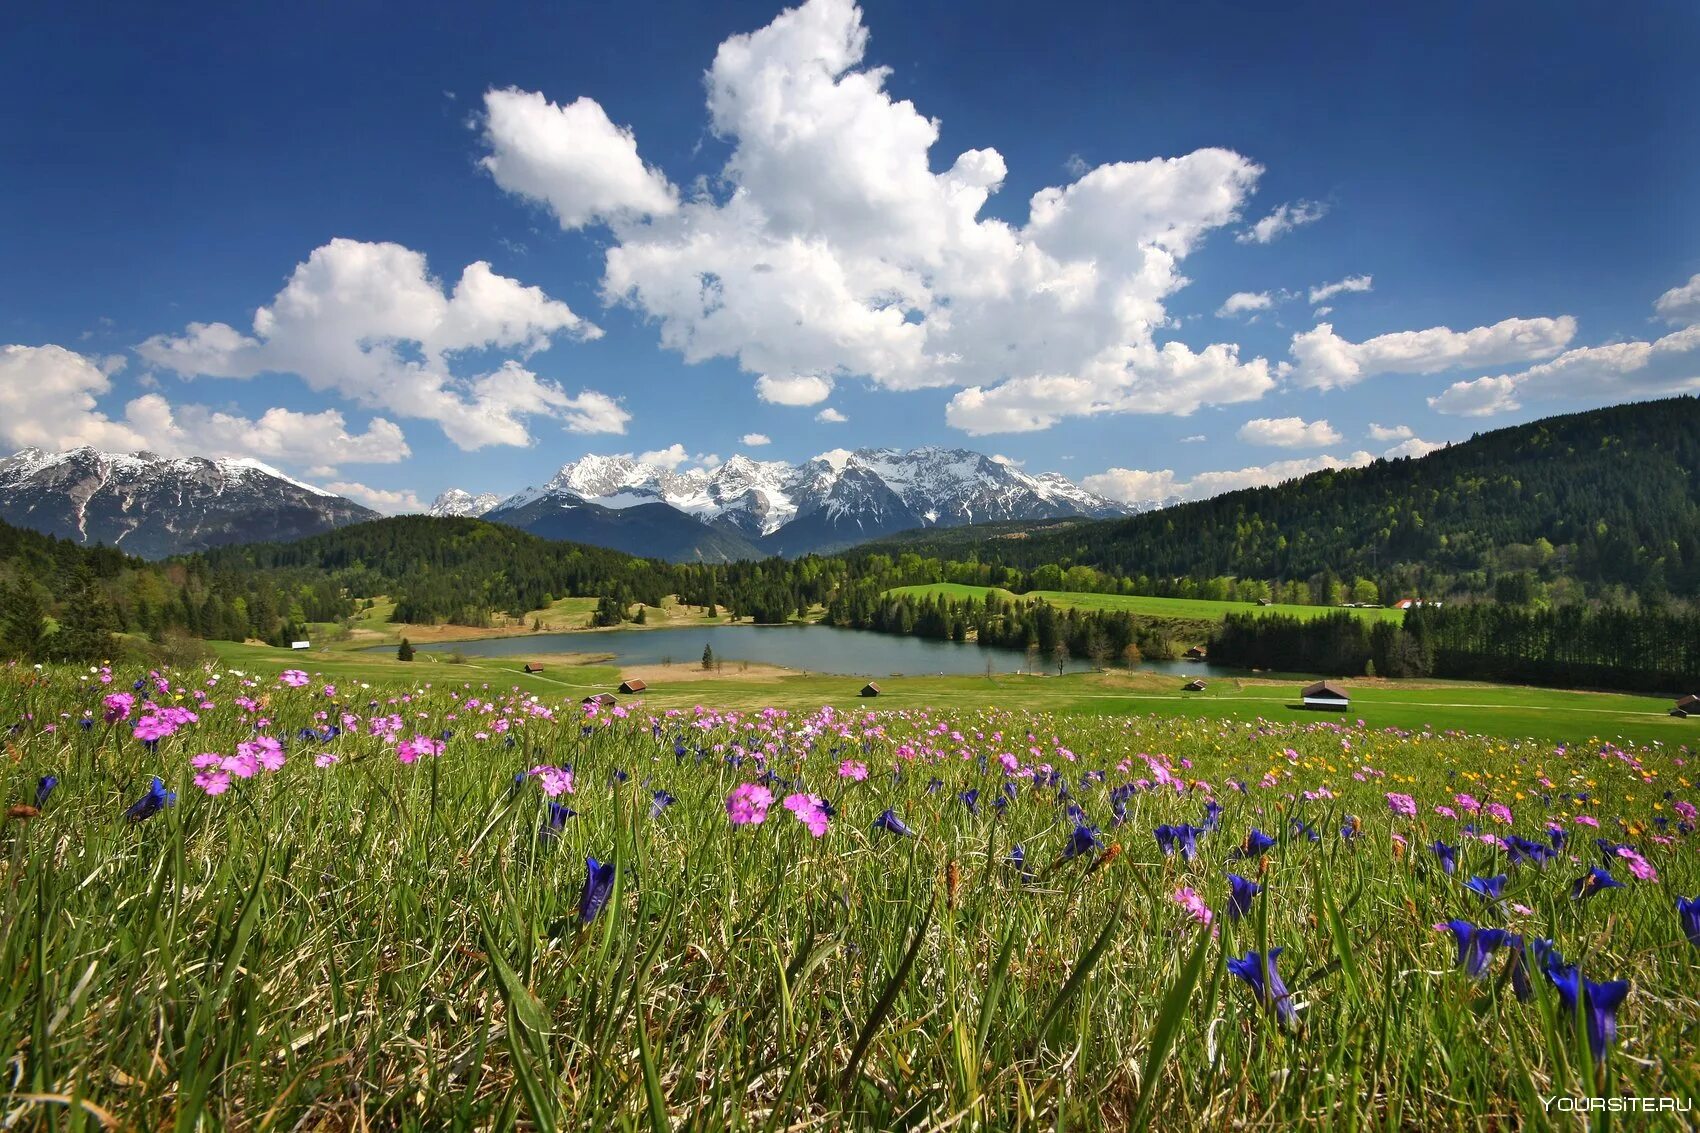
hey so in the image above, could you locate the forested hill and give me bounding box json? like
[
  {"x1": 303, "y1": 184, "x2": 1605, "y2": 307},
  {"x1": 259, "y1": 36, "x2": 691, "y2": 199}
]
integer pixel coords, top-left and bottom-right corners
[{"x1": 852, "y1": 397, "x2": 1700, "y2": 600}]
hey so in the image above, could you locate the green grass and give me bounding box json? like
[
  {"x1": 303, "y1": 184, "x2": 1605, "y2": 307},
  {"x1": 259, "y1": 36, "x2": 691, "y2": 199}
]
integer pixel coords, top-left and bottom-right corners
[
  {"x1": 1, "y1": 661, "x2": 1694, "y2": 1128},
  {"x1": 885, "y1": 583, "x2": 1406, "y2": 624}
]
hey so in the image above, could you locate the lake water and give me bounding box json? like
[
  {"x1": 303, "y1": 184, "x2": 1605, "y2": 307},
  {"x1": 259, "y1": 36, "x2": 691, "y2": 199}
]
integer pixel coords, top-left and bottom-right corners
[{"x1": 400, "y1": 624, "x2": 1228, "y2": 679}]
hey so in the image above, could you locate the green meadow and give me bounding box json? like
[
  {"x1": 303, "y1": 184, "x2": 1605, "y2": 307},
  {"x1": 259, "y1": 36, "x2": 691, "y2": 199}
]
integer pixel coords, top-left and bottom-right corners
[{"x1": 884, "y1": 583, "x2": 1406, "y2": 625}]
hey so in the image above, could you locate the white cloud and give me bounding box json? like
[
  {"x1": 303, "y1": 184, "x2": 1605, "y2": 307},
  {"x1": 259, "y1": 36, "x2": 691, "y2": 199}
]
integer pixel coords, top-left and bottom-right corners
[
  {"x1": 1654, "y1": 273, "x2": 1700, "y2": 327},
  {"x1": 1308, "y1": 274, "x2": 1373, "y2": 304},
  {"x1": 138, "y1": 238, "x2": 620, "y2": 449},
  {"x1": 323, "y1": 481, "x2": 426, "y2": 514},
  {"x1": 989, "y1": 453, "x2": 1024, "y2": 466},
  {"x1": 483, "y1": 0, "x2": 1272, "y2": 434},
  {"x1": 1290, "y1": 315, "x2": 1576, "y2": 390},
  {"x1": 0, "y1": 344, "x2": 151, "y2": 452},
  {"x1": 1085, "y1": 450, "x2": 1375, "y2": 505},
  {"x1": 0, "y1": 344, "x2": 409, "y2": 472},
  {"x1": 1236, "y1": 199, "x2": 1328, "y2": 245},
  {"x1": 1367, "y1": 422, "x2": 1413, "y2": 442},
  {"x1": 1180, "y1": 433, "x2": 1206, "y2": 443},
  {"x1": 1383, "y1": 437, "x2": 1444, "y2": 459},
  {"x1": 638, "y1": 443, "x2": 691, "y2": 471},
  {"x1": 1236, "y1": 415, "x2": 1342, "y2": 448},
  {"x1": 1217, "y1": 291, "x2": 1273, "y2": 318},
  {"x1": 1429, "y1": 324, "x2": 1700, "y2": 416},
  {"x1": 740, "y1": 432, "x2": 772, "y2": 446},
  {"x1": 755, "y1": 373, "x2": 834, "y2": 406},
  {"x1": 1313, "y1": 305, "x2": 1332, "y2": 317},
  {"x1": 815, "y1": 406, "x2": 847, "y2": 423},
  {"x1": 480, "y1": 88, "x2": 678, "y2": 228}
]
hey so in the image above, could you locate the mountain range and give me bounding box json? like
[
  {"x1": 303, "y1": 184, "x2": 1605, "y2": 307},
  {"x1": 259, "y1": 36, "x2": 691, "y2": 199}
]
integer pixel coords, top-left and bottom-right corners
[
  {"x1": 430, "y1": 447, "x2": 1135, "y2": 561},
  {"x1": 0, "y1": 444, "x2": 1131, "y2": 560},
  {"x1": 0, "y1": 447, "x2": 378, "y2": 558}
]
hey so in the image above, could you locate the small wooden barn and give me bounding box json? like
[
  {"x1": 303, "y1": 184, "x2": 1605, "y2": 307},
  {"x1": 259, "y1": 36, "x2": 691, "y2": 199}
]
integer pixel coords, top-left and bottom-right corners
[
  {"x1": 860, "y1": 682, "x2": 881, "y2": 697},
  {"x1": 1673, "y1": 694, "x2": 1700, "y2": 718},
  {"x1": 1183, "y1": 678, "x2": 1207, "y2": 692},
  {"x1": 1301, "y1": 680, "x2": 1350, "y2": 710},
  {"x1": 1184, "y1": 645, "x2": 1208, "y2": 660},
  {"x1": 619, "y1": 678, "x2": 647, "y2": 694},
  {"x1": 522, "y1": 662, "x2": 545, "y2": 673},
  {"x1": 582, "y1": 693, "x2": 617, "y2": 707}
]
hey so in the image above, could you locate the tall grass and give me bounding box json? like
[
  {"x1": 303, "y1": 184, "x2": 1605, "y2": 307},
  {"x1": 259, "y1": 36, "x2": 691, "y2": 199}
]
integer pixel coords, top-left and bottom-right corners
[{"x1": 0, "y1": 661, "x2": 1695, "y2": 1129}]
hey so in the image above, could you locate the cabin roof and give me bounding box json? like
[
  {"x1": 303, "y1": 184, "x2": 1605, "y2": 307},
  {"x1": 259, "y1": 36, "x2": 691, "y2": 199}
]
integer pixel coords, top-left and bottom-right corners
[{"x1": 1301, "y1": 680, "x2": 1350, "y2": 699}]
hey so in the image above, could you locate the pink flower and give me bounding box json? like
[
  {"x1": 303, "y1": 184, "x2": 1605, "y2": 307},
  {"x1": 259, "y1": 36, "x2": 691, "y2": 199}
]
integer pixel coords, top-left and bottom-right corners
[
  {"x1": 1455, "y1": 793, "x2": 1481, "y2": 813},
  {"x1": 727, "y1": 783, "x2": 774, "y2": 825},
  {"x1": 314, "y1": 753, "x2": 339, "y2": 768},
  {"x1": 1616, "y1": 846, "x2": 1658, "y2": 882},
  {"x1": 1484, "y1": 803, "x2": 1513, "y2": 825},
  {"x1": 1433, "y1": 805, "x2": 1457, "y2": 818},
  {"x1": 838, "y1": 759, "x2": 869, "y2": 781},
  {"x1": 102, "y1": 693, "x2": 134, "y2": 723},
  {"x1": 1675, "y1": 801, "x2": 1697, "y2": 822},
  {"x1": 238, "y1": 737, "x2": 285, "y2": 772},
  {"x1": 396, "y1": 735, "x2": 445, "y2": 764},
  {"x1": 1573, "y1": 814, "x2": 1599, "y2": 827},
  {"x1": 1170, "y1": 886, "x2": 1213, "y2": 926},
  {"x1": 194, "y1": 770, "x2": 231, "y2": 795},
  {"x1": 783, "y1": 792, "x2": 831, "y2": 837},
  {"x1": 530, "y1": 765, "x2": 575, "y2": 797},
  {"x1": 190, "y1": 752, "x2": 224, "y2": 769},
  {"x1": 1385, "y1": 792, "x2": 1417, "y2": 818},
  {"x1": 279, "y1": 669, "x2": 310, "y2": 688}
]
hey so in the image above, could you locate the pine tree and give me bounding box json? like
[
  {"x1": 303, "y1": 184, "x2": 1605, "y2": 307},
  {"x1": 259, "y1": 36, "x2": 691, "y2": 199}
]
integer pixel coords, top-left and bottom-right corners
[
  {"x1": 397, "y1": 637, "x2": 415, "y2": 662},
  {"x1": 50, "y1": 569, "x2": 117, "y2": 662},
  {"x1": 0, "y1": 581, "x2": 50, "y2": 661},
  {"x1": 702, "y1": 643, "x2": 714, "y2": 670}
]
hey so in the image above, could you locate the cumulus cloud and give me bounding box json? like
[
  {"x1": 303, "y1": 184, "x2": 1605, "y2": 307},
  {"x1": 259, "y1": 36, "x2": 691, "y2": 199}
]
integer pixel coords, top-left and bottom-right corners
[
  {"x1": 322, "y1": 481, "x2": 426, "y2": 514},
  {"x1": 1383, "y1": 436, "x2": 1444, "y2": 459},
  {"x1": 480, "y1": 88, "x2": 678, "y2": 228},
  {"x1": 638, "y1": 443, "x2": 691, "y2": 470},
  {"x1": 138, "y1": 238, "x2": 621, "y2": 449},
  {"x1": 740, "y1": 432, "x2": 772, "y2": 446},
  {"x1": 1366, "y1": 422, "x2": 1413, "y2": 442},
  {"x1": 1308, "y1": 274, "x2": 1372, "y2": 304},
  {"x1": 1084, "y1": 450, "x2": 1376, "y2": 505},
  {"x1": 1654, "y1": 273, "x2": 1700, "y2": 327},
  {"x1": 481, "y1": 0, "x2": 1273, "y2": 434},
  {"x1": 0, "y1": 344, "x2": 409, "y2": 472},
  {"x1": 1236, "y1": 415, "x2": 1342, "y2": 448},
  {"x1": 1429, "y1": 325, "x2": 1700, "y2": 416},
  {"x1": 1289, "y1": 315, "x2": 1576, "y2": 390},
  {"x1": 1236, "y1": 199, "x2": 1328, "y2": 245},
  {"x1": 1217, "y1": 291, "x2": 1273, "y2": 318},
  {"x1": 815, "y1": 407, "x2": 847, "y2": 423},
  {"x1": 755, "y1": 373, "x2": 834, "y2": 406}
]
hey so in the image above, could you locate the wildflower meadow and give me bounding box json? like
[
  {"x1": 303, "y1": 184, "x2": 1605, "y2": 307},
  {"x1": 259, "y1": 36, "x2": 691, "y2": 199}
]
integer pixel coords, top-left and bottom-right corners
[{"x1": 2, "y1": 661, "x2": 1698, "y2": 1128}]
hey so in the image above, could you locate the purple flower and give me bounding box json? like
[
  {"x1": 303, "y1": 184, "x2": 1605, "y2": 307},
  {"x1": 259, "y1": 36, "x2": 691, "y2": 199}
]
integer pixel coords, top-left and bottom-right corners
[
  {"x1": 124, "y1": 776, "x2": 175, "y2": 823},
  {"x1": 1676, "y1": 896, "x2": 1700, "y2": 947},
  {"x1": 1443, "y1": 919, "x2": 1509, "y2": 977},
  {"x1": 1231, "y1": 829, "x2": 1277, "y2": 860},
  {"x1": 1226, "y1": 873, "x2": 1261, "y2": 921},
  {"x1": 1465, "y1": 874, "x2": 1507, "y2": 902},
  {"x1": 1569, "y1": 866, "x2": 1624, "y2": 901},
  {"x1": 1227, "y1": 948, "x2": 1296, "y2": 1026},
  {"x1": 578, "y1": 857, "x2": 615, "y2": 923},
  {"x1": 1428, "y1": 840, "x2": 1458, "y2": 875},
  {"x1": 873, "y1": 809, "x2": 916, "y2": 837},
  {"x1": 35, "y1": 775, "x2": 57, "y2": 808},
  {"x1": 1064, "y1": 822, "x2": 1105, "y2": 861},
  {"x1": 539, "y1": 802, "x2": 576, "y2": 840}
]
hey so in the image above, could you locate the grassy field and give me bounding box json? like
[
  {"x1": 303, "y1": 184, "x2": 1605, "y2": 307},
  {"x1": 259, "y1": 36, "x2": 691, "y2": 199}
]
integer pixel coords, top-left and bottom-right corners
[
  {"x1": 885, "y1": 583, "x2": 1407, "y2": 624},
  {"x1": 1, "y1": 660, "x2": 1695, "y2": 1128},
  {"x1": 206, "y1": 640, "x2": 1695, "y2": 747}
]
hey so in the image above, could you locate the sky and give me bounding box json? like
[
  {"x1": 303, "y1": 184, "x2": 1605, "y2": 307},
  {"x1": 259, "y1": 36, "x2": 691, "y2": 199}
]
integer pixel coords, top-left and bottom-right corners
[{"x1": 2, "y1": 0, "x2": 1697, "y2": 513}]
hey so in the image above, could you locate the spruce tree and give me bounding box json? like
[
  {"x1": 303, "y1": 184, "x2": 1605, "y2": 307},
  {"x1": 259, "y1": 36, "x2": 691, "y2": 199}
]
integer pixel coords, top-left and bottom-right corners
[
  {"x1": 701, "y1": 643, "x2": 714, "y2": 670},
  {"x1": 397, "y1": 637, "x2": 415, "y2": 662}
]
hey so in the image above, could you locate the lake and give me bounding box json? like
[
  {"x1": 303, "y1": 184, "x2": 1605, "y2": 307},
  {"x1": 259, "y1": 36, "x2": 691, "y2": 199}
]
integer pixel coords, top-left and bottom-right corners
[{"x1": 398, "y1": 624, "x2": 1230, "y2": 678}]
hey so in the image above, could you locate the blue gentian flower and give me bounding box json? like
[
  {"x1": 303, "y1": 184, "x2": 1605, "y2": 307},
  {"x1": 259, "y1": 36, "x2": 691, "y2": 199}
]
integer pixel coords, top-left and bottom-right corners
[
  {"x1": 1506, "y1": 935, "x2": 1534, "y2": 1001},
  {"x1": 578, "y1": 857, "x2": 615, "y2": 923},
  {"x1": 873, "y1": 809, "x2": 916, "y2": 837},
  {"x1": 1007, "y1": 844, "x2": 1034, "y2": 884},
  {"x1": 1226, "y1": 873, "x2": 1261, "y2": 921},
  {"x1": 610, "y1": 768, "x2": 629, "y2": 783},
  {"x1": 649, "y1": 789, "x2": 676, "y2": 819},
  {"x1": 1227, "y1": 948, "x2": 1296, "y2": 1026},
  {"x1": 1580, "y1": 979, "x2": 1630, "y2": 1063},
  {"x1": 991, "y1": 794, "x2": 1009, "y2": 816},
  {"x1": 959, "y1": 788, "x2": 980, "y2": 816},
  {"x1": 1063, "y1": 822, "x2": 1104, "y2": 861},
  {"x1": 1231, "y1": 829, "x2": 1277, "y2": 860},
  {"x1": 1570, "y1": 866, "x2": 1624, "y2": 900},
  {"x1": 1201, "y1": 799, "x2": 1223, "y2": 832},
  {"x1": 1505, "y1": 835, "x2": 1554, "y2": 867},
  {"x1": 1291, "y1": 819, "x2": 1320, "y2": 843},
  {"x1": 35, "y1": 775, "x2": 57, "y2": 808},
  {"x1": 539, "y1": 802, "x2": 576, "y2": 840},
  {"x1": 926, "y1": 777, "x2": 944, "y2": 795},
  {"x1": 1429, "y1": 840, "x2": 1458, "y2": 875},
  {"x1": 1443, "y1": 919, "x2": 1509, "y2": 977},
  {"x1": 1465, "y1": 875, "x2": 1507, "y2": 902},
  {"x1": 1675, "y1": 896, "x2": 1700, "y2": 947},
  {"x1": 125, "y1": 776, "x2": 175, "y2": 823}
]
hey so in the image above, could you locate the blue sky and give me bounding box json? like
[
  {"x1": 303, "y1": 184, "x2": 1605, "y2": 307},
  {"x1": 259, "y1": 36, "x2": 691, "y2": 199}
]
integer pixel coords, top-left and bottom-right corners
[{"x1": 2, "y1": 0, "x2": 1696, "y2": 511}]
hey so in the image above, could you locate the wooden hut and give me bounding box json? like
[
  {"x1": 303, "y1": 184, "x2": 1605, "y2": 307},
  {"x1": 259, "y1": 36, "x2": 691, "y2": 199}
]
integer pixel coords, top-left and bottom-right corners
[
  {"x1": 1184, "y1": 645, "x2": 1208, "y2": 660},
  {"x1": 619, "y1": 678, "x2": 648, "y2": 694},
  {"x1": 1301, "y1": 680, "x2": 1350, "y2": 710},
  {"x1": 1183, "y1": 678, "x2": 1207, "y2": 692},
  {"x1": 860, "y1": 682, "x2": 881, "y2": 697},
  {"x1": 1674, "y1": 694, "x2": 1700, "y2": 718},
  {"x1": 522, "y1": 662, "x2": 545, "y2": 673},
  {"x1": 582, "y1": 693, "x2": 616, "y2": 707}
]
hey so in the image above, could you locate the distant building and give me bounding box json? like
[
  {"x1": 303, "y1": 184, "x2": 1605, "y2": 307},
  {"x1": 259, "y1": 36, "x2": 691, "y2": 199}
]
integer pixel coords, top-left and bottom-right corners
[
  {"x1": 582, "y1": 693, "x2": 617, "y2": 707},
  {"x1": 1183, "y1": 678, "x2": 1207, "y2": 692},
  {"x1": 1301, "y1": 680, "x2": 1350, "y2": 710},
  {"x1": 523, "y1": 662, "x2": 545, "y2": 673},
  {"x1": 619, "y1": 678, "x2": 648, "y2": 693},
  {"x1": 860, "y1": 681, "x2": 881, "y2": 697},
  {"x1": 290, "y1": 640, "x2": 311, "y2": 650},
  {"x1": 1674, "y1": 694, "x2": 1700, "y2": 718},
  {"x1": 1184, "y1": 645, "x2": 1208, "y2": 660},
  {"x1": 1393, "y1": 599, "x2": 1415, "y2": 610}
]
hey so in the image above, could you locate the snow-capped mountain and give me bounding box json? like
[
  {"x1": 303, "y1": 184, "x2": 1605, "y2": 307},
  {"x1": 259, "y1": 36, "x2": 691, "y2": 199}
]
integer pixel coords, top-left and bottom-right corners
[
  {"x1": 0, "y1": 446, "x2": 377, "y2": 558},
  {"x1": 426, "y1": 489, "x2": 503, "y2": 518},
  {"x1": 455, "y1": 446, "x2": 1134, "y2": 559}
]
